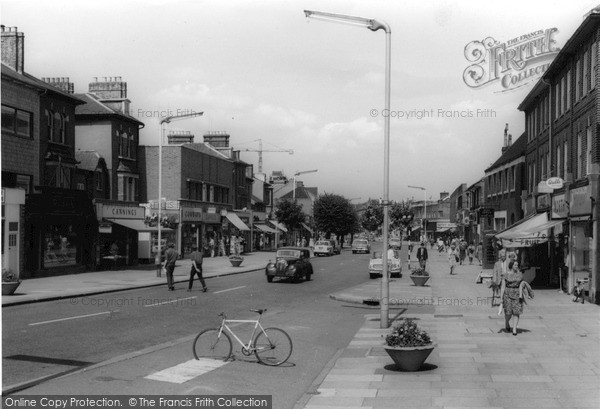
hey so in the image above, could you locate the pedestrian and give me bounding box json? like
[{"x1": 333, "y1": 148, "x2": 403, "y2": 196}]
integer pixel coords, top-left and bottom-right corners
[
  {"x1": 499, "y1": 260, "x2": 524, "y2": 335},
  {"x1": 209, "y1": 236, "x2": 215, "y2": 257},
  {"x1": 301, "y1": 236, "x2": 307, "y2": 248},
  {"x1": 459, "y1": 239, "x2": 467, "y2": 265},
  {"x1": 259, "y1": 234, "x2": 265, "y2": 250},
  {"x1": 408, "y1": 240, "x2": 413, "y2": 253},
  {"x1": 475, "y1": 241, "x2": 483, "y2": 265},
  {"x1": 218, "y1": 236, "x2": 226, "y2": 257},
  {"x1": 163, "y1": 242, "x2": 179, "y2": 291},
  {"x1": 447, "y1": 244, "x2": 458, "y2": 275},
  {"x1": 491, "y1": 249, "x2": 507, "y2": 306},
  {"x1": 468, "y1": 242, "x2": 475, "y2": 264},
  {"x1": 187, "y1": 245, "x2": 207, "y2": 292},
  {"x1": 416, "y1": 242, "x2": 428, "y2": 269}
]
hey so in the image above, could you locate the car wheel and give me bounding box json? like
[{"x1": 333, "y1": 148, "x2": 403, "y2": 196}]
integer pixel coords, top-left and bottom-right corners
[
  {"x1": 369, "y1": 273, "x2": 378, "y2": 279},
  {"x1": 352, "y1": 251, "x2": 356, "y2": 254},
  {"x1": 305, "y1": 273, "x2": 311, "y2": 281},
  {"x1": 292, "y1": 274, "x2": 301, "y2": 283},
  {"x1": 267, "y1": 276, "x2": 273, "y2": 283}
]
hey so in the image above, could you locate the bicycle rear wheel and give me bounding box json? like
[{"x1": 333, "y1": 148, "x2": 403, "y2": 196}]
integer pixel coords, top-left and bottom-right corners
[
  {"x1": 253, "y1": 327, "x2": 292, "y2": 366},
  {"x1": 193, "y1": 328, "x2": 232, "y2": 362}
]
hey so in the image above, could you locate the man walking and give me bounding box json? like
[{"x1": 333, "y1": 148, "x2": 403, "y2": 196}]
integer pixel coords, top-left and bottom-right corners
[
  {"x1": 164, "y1": 242, "x2": 179, "y2": 291},
  {"x1": 188, "y1": 245, "x2": 207, "y2": 292},
  {"x1": 416, "y1": 242, "x2": 428, "y2": 269}
]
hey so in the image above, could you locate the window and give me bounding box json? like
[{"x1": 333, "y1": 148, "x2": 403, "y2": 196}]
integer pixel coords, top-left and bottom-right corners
[
  {"x1": 209, "y1": 185, "x2": 214, "y2": 202},
  {"x1": 564, "y1": 140, "x2": 568, "y2": 180},
  {"x1": 556, "y1": 145, "x2": 562, "y2": 178},
  {"x1": 576, "y1": 57, "x2": 582, "y2": 101},
  {"x1": 583, "y1": 50, "x2": 589, "y2": 94},
  {"x1": 592, "y1": 42, "x2": 597, "y2": 90},
  {"x1": 2, "y1": 105, "x2": 32, "y2": 138},
  {"x1": 577, "y1": 131, "x2": 583, "y2": 179},
  {"x1": 95, "y1": 171, "x2": 103, "y2": 191},
  {"x1": 120, "y1": 133, "x2": 129, "y2": 157}
]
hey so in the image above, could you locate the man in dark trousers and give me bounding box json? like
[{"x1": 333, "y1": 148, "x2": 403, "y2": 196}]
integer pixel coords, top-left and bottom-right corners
[
  {"x1": 164, "y1": 242, "x2": 179, "y2": 291},
  {"x1": 188, "y1": 245, "x2": 207, "y2": 292},
  {"x1": 416, "y1": 242, "x2": 429, "y2": 269}
]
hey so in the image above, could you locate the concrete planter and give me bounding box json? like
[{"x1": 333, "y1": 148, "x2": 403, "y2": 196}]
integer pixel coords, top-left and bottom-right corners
[
  {"x1": 409, "y1": 275, "x2": 430, "y2": 286},
  {"x1": 2, "y1": 281, "x2": 21, "y2": 295},
  {"x1": 229, "y1": 257, "x2": 244, "y2": 267},
  {"x1": 383, "y1": 344, "x2": 435, "y2": 371}
]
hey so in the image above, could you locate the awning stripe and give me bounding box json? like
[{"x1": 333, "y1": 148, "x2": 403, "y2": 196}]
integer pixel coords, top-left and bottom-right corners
[
  {"x1": 269, "y1": 221, "x2": 288, "y2": 233},
  {"x1": 255, "y1": 224, "x2": 278, "y2": 234},
  {"x1": 107, "y1": 218, "x2": 173, "y2": 232},
  {"x1": 301, "y1": 222, "x2": 314, "y2": 234}
]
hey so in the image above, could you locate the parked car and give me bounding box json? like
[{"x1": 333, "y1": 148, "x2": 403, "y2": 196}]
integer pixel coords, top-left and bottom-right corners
[
  {"x1": 329, "y1": 239, "x2": 342, "y2": 255},
  {"x1": 352, "y1": 239, "x2": 371, "y2": 254},
  {"x1": 368, "y1": 250, "x2": 402, "y2": 279},
  {"x1": 265, "y1": 247, "x2": 313, "y2": 283},
  {"x1": 314, "y1": 240, "x2": 334, "y2": 256},
  {"x1": 389, "y1": 237, "x2": 402, "y2": 250}
]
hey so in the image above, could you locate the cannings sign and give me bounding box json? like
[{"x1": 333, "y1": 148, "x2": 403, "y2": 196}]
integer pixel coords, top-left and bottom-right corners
[{"x1": 463, "y1": 28, "x2": 560, "y2": 92}]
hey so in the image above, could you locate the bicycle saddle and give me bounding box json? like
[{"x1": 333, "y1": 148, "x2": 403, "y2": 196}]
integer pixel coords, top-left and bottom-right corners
[{"x1": 250, "y1": 308, "x2": 266, "y2": 314}]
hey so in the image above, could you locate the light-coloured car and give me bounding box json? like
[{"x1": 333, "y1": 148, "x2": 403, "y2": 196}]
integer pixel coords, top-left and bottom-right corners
[
  {"x1": 368, "y1": 250, "x2": 402, "y2": 279},
  {"x1": 352, "y1": 239, "x2": 371, "y2": 254},
  {"x1": 313, "y1": 240, "x2": 334, "y2": 256},
  {"x1": 389, "y1": 237, "x2": 402, "y2": 249}
]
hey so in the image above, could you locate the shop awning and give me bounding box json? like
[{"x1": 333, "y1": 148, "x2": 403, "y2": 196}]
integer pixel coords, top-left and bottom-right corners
[
  {"x1": 301, "y1": 222, "x2": 314, "y2": 234},
  {"x1": 269, "y1": 221, "x2": 288, "y2": 233},
  {"x1": 255, "y1": 224, "x2": 278, "y2": 234},
  {"x1": 496, "y1": 213, "x2": 564, "y2": 247},
  {"x1": 225, "y1": 213, "x2": 250, "y2": 231},
  {"x1": 436, "y1": 227, "x2": 450, "y2": 233},
  {"x1": 107, "y1": 219, "x2": 173, "y2": 232}
]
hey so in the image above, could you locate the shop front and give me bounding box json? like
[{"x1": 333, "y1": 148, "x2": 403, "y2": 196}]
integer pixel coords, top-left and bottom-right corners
[
  {"x1": 203, "y1": 208, "x2": 224, "y2": 257},
  {"x1": 181, "y1": 206, "x2": 202, "y2": 258},
  {"x1": 254, "y1": 223, "x2": 278, "y2": 251},
  {"x1": 222, "y1": 210, "x2": 250, "y2": 254},
  {"x1": 568, "y1": 185, "x2": 593, "y2": 298},
  {"x1": 24, "y1": 188, "x2": 97, "y2": 277},
  {"x1": 97, "y1": 204, "x2": 146, "y2": 269},
  {"x1": 2, "y1": 188, "x2": 26, "y2": 278}
]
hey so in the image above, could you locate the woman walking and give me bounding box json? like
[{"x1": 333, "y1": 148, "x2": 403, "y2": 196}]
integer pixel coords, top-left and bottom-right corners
[
  {"x1": 500, "y1": 260, "x2": 523, "y2": 335},
  {"x1": 447, "y1": 244, "x2": 458, "y2": 275}
]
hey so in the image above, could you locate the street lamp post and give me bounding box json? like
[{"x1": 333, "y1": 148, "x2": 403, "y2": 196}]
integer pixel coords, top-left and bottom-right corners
[
  {"x1": 292, "y1": 169, "x2": 318, "y2": 200},
  {"x1": 305, "y1": 10, "x2": 391, "y2": 328},
  {"x1": 408, "y1": 185, "x2": 427, "y2": 243},
  {"x1": 155, "y1": 111, "x2": 203, "y2": 277}
]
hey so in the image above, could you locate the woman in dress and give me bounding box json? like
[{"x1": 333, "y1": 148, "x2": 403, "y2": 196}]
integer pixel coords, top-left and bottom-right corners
[
  {"x1": 500, "y1": 260, "x2": 524, "y2": 336},
  {"x1": 447, "y1": 244, "x2": 458, "y2": 275}
]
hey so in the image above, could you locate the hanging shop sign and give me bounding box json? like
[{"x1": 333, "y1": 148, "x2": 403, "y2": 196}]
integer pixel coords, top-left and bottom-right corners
[
  {"x1": 570, "y1": 185, "x2": 592, "y2": 216},
  {"x1": 546, "y1": 177, "x2": 564, "y2": 190},
  {"x1": 552, "y1": 193, "x2": 568, "y2": 219}
]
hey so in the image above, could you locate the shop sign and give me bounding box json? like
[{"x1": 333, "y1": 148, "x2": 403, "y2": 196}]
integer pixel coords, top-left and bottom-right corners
[
  {"x1": 207, "y1": 207, "x2": 217, "y2": 214},
  {"x1": 536, "y1": 194, "x2": 551, "y2": 210},
  {"x1": 570, "y1": 185, "x2": 592, "y2": 216},
  {"x1": 181, "y1": 207, "x2": 203, "y2": 222},
  {"x1": 437, "y1": 222, "x2": 457, "y2": 229},
  {"x1": 537, "y1": 181, "x2": 553, "y2": 194},
  {"x1": 103, "y1": 205, "x2": 144, "y2": 219},
  {"x1": 552, "y1": 193, "x2": 568, "y2": 218},
  {"x1": 546, "y1": 177, "x2": 564, "y2": 190},
  {"x1": 203, "y1": 213, "x2": 221, "y2": 223}
]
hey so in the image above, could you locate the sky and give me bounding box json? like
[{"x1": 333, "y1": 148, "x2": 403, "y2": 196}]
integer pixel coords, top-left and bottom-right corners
[{"x1": 3, "y1": 0, "x2": 598, "y2": 202}]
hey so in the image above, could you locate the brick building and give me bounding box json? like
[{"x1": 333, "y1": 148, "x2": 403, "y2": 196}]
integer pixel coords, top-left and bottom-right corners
[
  {"x1": 516, "y1": 9, "x2": 600, "y2": 301},
  {"x1": 2, "y1": 26, "x2": 97, "y2": 277}
]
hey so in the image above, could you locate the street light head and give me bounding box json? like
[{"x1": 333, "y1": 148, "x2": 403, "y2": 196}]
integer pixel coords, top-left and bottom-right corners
[
  {"x1": 160, "y1": 111, "x2": 204, "y2": 125},
  {"x1": 304, "y1": 10, "x2": 390, "y2": 33}
]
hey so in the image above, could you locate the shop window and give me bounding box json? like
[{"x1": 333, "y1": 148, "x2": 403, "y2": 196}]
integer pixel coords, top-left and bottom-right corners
[{"x1": 43, "y1": 225, "x2": 77, "y2": 268}]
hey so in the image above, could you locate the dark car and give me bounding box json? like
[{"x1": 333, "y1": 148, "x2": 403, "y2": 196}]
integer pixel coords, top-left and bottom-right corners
[{"x1": 265, "y1": 247, "x2": 313, "y2": 283}]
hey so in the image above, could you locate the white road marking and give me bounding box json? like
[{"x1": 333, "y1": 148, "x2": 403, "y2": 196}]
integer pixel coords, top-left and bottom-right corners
[
  {"x1": 213, "y1": 286, "x2": 246, "y2": 294},
  {"x1": 145, "y1": 358, "x2": 228, "y2": 384},
  {"x1": 29, "y1": 311, "x2": 117, "y2": 326},
  {"x1": 143, "y1": 296, "x2": 197, "y2": 307}
]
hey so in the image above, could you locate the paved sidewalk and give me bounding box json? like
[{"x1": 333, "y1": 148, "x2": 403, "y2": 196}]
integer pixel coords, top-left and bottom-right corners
[
  {"x1": 299, "y1": 250, "x2": 600, "y2": 409},
  {"x1": 2, "y1": 252, "x2": 275, "y2": 306}
]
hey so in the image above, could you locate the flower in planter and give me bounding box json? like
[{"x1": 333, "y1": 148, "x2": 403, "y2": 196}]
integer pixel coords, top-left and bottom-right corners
[
  {"x1": 385, "y1": 318, "x2": 432, "y2": 347},
  {"x1": 410, "y1": 267, "x2": 429, "y2": 276},
  {"x1": 2, "y1": 269, "x2": 20, "y2": 283},
  {"x1": 229, "y1": 255, "x2": 244, "y2": 261}
]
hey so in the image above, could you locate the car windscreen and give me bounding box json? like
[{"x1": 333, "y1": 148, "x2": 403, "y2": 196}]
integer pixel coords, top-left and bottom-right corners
[
  {"x1": 354, "y1": 240, "x2": 368, "y2": 245},
  {"x1": 277, "y1": 250, "x2": 300, "y2": 258},
  {"x1": 315, "y1": 241, "x2": 330, "y2": 246}
]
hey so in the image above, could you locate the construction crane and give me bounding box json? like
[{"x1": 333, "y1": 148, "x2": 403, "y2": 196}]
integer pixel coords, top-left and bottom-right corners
[{"x1": 239, "y1": 139, "x2": 294, "y2": 173}]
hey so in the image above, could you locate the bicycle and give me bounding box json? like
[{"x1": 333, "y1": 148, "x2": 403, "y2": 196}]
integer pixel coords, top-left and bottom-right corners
[{"x1": 193, "y1": 309, "x2": 292, "y2": 366}]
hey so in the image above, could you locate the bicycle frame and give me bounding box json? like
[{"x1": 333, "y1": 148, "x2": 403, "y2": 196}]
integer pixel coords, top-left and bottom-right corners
[{"x1": 217, "y1": 316, "x2": 266, "y2": 352}]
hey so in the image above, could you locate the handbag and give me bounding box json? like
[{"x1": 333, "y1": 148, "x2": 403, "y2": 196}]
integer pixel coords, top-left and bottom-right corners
[
  {"x1": 455, "y1": 255, "x2": 459, "y2": 262},
  {"x1": 161, "y1": 266, "x2": 167, "y2": 275}
]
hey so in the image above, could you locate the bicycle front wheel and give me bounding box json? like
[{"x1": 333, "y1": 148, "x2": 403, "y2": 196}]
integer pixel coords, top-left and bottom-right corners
[
  {"x1": 253, "y1": 327, "x2": 292, "y2": 366},
  {"x1": 193, "y1": 328, "x2": 232, "y2": 362}
]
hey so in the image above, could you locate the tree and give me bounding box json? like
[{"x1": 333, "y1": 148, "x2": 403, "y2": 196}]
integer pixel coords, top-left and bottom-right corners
[
  {"x1": 389, "y1": 200, "x2": 414, "y2": 233},
  {"x1": 313, "y1": 193, "x2": 358, "y2": 240},
  {"x1": 274, "y1": 200, "x2": 306, "y2": 233},
  {"x1": 360, "y1": 200, "x2": 383, "y2": 232}
]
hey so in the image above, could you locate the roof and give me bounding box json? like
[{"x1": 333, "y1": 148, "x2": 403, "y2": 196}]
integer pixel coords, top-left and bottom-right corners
[
  {"x1": 75, "y1": 150, "x2": 104, "y2": 171},
  {"x1": 182, "y1": 143, "x2": 235, "y2": 160},
  {"x1": 74, "y1": 93, "x2": 144, "y2": 126},
  {"x1": 1, "y1": 63, "x2": 85, "y2": 105},
  {"x1": 519, "y1": 10, "x2": 600, "y2": 111},
  {"x1": 485, "y1": 132, "x2": 527, "y2": 173}
]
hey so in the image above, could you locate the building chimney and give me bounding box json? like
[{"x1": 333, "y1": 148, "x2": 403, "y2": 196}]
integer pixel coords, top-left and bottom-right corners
[
  {"x1": 501, "y1": 123, "x2": 511, "y2": 154},
  {"x1": 1, "y1": 25, "x2": 25, "y2": 73},
  {"x1": 89, "y1": 76, "x2": 130, "y2": 115},
  {"x1": 203, "y1": 131, "x2": 230, "y2": 148},
  {"x1": 167, "y1": 130, "x2": 194, "y2": 144},
  {"x1": 440, "y1": 192, "x2": 449, "y2": 201},
  {"x1": 41, "y1": 77, "x2": 75, "y2": 94}
]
